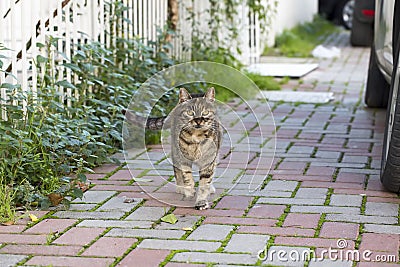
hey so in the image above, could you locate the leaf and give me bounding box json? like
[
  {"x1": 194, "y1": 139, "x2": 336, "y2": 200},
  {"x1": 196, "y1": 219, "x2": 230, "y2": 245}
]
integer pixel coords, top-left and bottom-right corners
[
  {"x1": 160, "y1": 213, "x2": 178, "y2": 224},
  {"x1": 182, "y1": 227, "x2": 193, "y2": 231},
  {"x1": 1, "y1": 83, "x2": 20, "y2": 89},
  {"x1": 48, "y1": 193, "x2": 64, "y2": 206},
  {"x1": 29, "y1": 214, "x2": 39, "y2": 222},
  {"x1": 40, "y1": 198, "x2": 51, "y2": 210},
  {"x1": 72, "y1": 188, "x2": 84, "y2": 199},
  {"x1": 75, "y1": 181, "x2": 89, "y2": 192},
  {"x1": 36, "y1": 55, "x2": 48, "y2": 64},
  {"x1": 55, "y1": 80, "x2": 76, "y2": 89},
  {"x1": 63, "y1": 63, "x2": 81, "y2": 72},
  {"x1": 1, "y1": 221, "x2": 15, "y2": 226},
  {"x1": 77, "y1": 173, "x2": 87, "y2": 183}
]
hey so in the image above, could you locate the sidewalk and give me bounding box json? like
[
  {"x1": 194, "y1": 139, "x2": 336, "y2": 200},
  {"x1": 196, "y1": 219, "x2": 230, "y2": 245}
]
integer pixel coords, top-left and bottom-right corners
[{"x1": 1, "y1": 31, "x2": 399, "y2": 267}]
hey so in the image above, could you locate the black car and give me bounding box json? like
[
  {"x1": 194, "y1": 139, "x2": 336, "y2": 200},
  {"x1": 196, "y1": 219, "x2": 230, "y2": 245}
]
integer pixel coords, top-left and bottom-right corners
[
  {"x1": 350, "y1": 0, "x2": 375, "y2": 46},
  {"x1": 320, "y1": 0, "x2": 375, "y2": 46},
  {"x1": 364, "y1": 0, "x2": 400, "y2": 192},
  {"x1": 319, "y1": 0, "x2": 355, "y2": 29}
]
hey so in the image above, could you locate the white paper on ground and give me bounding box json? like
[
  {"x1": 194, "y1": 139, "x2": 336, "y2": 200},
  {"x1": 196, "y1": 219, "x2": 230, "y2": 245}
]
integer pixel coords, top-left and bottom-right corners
[
  {"x1": 258, "y1": 91, "x2": 334, "y2": 104},
  {"x1": 312, "y1": 45, "x2": 341, "y2": 58},
  {"x1": 246, "y1": 63, "x2": 319, "y2": 78}
]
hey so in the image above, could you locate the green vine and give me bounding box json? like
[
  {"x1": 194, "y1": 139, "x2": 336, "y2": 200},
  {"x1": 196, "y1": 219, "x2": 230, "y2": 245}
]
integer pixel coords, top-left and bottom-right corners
[{"x1": 181, "y1": 0, "x2": 277, "y2": 65}]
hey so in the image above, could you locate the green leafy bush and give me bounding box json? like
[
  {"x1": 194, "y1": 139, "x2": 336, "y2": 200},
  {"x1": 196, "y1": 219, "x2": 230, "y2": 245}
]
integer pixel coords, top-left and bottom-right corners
[{"x1": 0, "y1": 2, "x2": 176, "y2": 209}]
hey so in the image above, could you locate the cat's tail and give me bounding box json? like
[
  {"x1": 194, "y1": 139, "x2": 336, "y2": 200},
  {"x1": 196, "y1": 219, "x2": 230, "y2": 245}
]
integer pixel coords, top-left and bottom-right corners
[{"x1": 122, "y1": 109, "x2": 169, "y2": 130}]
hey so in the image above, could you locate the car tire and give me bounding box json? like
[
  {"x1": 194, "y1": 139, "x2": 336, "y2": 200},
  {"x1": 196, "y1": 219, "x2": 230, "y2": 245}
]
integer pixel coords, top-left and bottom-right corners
[
  {"x1": 381, "y1": 46, "x2": 400, "y2": 193},
  {"x1": 335, "y1": 0, "x2": 354, "y2": 29},
  {"x1": 350, "y1": 15, "x2": 373, "y2": 46},
  {"x1": 364, "y1": 44, "x2": 390, "y2": 108},
  {"x1": 381, "y1": 2, "x2": 400, "y2": 193}
]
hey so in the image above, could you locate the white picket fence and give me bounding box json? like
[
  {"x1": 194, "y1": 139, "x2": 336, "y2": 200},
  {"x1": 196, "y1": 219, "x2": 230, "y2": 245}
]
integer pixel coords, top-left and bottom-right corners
[{"x1": 0, "y1": 0, "x2": 264, "y2": 118}]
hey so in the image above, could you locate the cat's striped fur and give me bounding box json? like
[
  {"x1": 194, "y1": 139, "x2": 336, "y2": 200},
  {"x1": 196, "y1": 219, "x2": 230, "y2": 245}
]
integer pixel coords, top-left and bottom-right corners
[{"x1": 124, "y1": 88, "x2": 222, "y2": 209}]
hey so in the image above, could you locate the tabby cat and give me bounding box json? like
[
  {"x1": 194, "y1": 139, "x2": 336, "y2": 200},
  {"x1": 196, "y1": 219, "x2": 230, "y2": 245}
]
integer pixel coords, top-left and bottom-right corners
[{"x1": 124, "y1": 87, "x2": 222, "y2": 210}]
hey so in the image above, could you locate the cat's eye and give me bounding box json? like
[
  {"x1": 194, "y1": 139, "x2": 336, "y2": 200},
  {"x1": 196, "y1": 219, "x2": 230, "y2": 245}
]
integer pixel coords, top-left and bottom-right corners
[
  {"x1": 202, "y1": 110, "x2": 210, "y2": 116},
  {"x1": 186, "y1": 110, "x2": 195, "y2": 116}
]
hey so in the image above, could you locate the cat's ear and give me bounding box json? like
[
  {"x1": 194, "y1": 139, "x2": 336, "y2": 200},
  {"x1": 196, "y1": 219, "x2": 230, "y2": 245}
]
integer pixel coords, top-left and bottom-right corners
[
  {"x1": 204, "y1": 87, "x2": 215, "y2": 102},
  {"x1": 179, "y1": 88, "x2": 191, "y2": 103}
]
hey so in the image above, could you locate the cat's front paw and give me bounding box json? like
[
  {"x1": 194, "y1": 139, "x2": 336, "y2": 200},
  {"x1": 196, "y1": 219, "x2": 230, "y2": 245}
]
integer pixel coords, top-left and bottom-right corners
[{"x1": 195, "y1": 200, "x2": 209, "y2": 210}]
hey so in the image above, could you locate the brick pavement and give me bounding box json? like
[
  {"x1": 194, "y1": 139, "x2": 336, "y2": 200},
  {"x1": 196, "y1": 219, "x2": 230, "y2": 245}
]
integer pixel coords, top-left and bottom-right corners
[{"x1": 1, "y1": 31, "x2": 399, "y2": 267}]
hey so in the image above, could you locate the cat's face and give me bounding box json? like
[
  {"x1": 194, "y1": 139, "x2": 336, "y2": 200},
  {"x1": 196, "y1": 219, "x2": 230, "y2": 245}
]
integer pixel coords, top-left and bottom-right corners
[
  {"x1": 178, "y1": 87, "x2": 217, "y2": 131},
  {"x1": 182, "y1": 104, "x2": 216, "y2": 129}
]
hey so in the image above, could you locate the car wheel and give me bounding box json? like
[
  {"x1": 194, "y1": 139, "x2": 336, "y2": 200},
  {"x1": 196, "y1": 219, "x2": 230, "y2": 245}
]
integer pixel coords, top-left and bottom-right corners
[
  {"x1": 381, "y1": 3, "x2": 400, "y2": 193},
  {"x1": 381, "y1": 46, "x2": 400, "y2": 192},
  {"x1": 364, "y1": 44, "x2": 390, "y2": 108},
  {"x1": 336, "y1": 0, "x2": 354, "y2": 29},
  {"x1": 350, "y1": 13, "x2": 373, "y2": 46}
]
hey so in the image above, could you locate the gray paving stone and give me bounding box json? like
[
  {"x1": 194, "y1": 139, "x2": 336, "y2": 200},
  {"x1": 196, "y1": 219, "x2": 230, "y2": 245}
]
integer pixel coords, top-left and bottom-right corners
[
  {"x1": 157, "y1": 215, "x2": 201, "y2": 230},
  {"x1": 125, "y1": 206, "x2": 168, "y2": 221},
  {"x1": 224, "y1": 234, "x2": 269, "y2": 254},
  {"x1": 364, "y1": 224, "x2": 400, "y2": 234},
  {"x1": 136, "y1": 152, "x2": 166, "y2": 161},
  {"x1": 342, "y1": 155, "x2": 369, "y2": 164},
  {"x1": 77, "y1": 219, "x2": 152, "y2": 228},
  {"x1": 259, "y1": 246, "x2": 311, "y2": 267},
  {"x1": 219, "y1": 183, "x2": 250, "y2": 190},
  {"x1": 349, "y1": 129, "x2": 372, "y2": 138},
  {"x1": 365, "y1": 202, "x2": 399, "y2": 217},
  {"x1": 123, "y1": 148, "x2": 147, "y2": 159},
  {"x1": 291, "y1": 205, "x2": 359, "y2": 214},
  {"x1": 172, "y1": 252, "x2": 257, "y2": 265},
  {"x1": 295, "y1": 188, "x2": 328, "y2": 199},
  {"x1": 187, "y1": 224, "x2": 234, "y2": 241},
  {"x1": 228, "y1": 189, "x2": 292, "y2": 197},
  {"x1": 257, "y1": 190, "x2": 293, "y2": 197},
  {"x1": 263, "y1": 180, "x2": 299, "y2": 192},
  {"x1": 288, "y1": 146, "x2": 314, "y2": 155},
  {"x1": 325, "y1": 214, "x2": 398, "y2": 224},
  {"x1": 106, "y1": 228, "x2": 185, "y2": 239},
  {"x1": 311, "y1": 162, "x2": 365, "y2": 168},
  {"x1": 69, "y1": 203, "x2": 97, "y2": 211},
  {"x1": 97, "y1": 197, "x2": 142, "y2": 212},
  {"x1": 258, "y1": 197, "x2": 325, "y2": 205},
  {"x1": 54, "y1": 211, "x2": 125, "y2": 220},
  {"x1": 146, "y1": 169, "x2": 174, "y2": 176},
  {"x1": 339, "y1": 168, "x2": 380, "y2": 175},
  {"x1": 125, "y1": 163, "x2": 153, "y2": 170},
  {"x1": 138, "y1": 239, "x2": 220, "y2": 252},
  {"x1": 123, "y1": 162, "x2": 156, "y2": 171},
  {"x1": 72, "y1": 190, "x2": 116, "y2": 204},
  {"x1": 0, "y1": 254, "x2": 27, "y2": 267},
  {"x1": 234, "y1": 175, "x2": 267, "y2": 186},
  {"x1": 329, "y1": 194, "x2": 363, "y2": 207},
  {"x1": 309, "y1": 259, "x2": 353, "y2": 267},
  {"x1": 215, "y1": 168, "x2": 242, "y2": 179},
  {"x1": 315, "y1": 150, "x2": 341, "y2": 159}
]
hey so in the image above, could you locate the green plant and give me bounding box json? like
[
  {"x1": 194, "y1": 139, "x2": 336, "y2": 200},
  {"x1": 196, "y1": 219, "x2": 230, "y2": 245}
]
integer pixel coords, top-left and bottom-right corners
[
  {"x1": 0, "y1": 181, "x2": 16, "y2": 224},
  {"x1": 244, "y1": 72, "x2": 281, "y2": 90},
  {"x1": 264, "y1": 15, "x2": 339, "y2": 57},
  {"x1": 0, "y1": 0, "x2": 181, "y2": 209}
]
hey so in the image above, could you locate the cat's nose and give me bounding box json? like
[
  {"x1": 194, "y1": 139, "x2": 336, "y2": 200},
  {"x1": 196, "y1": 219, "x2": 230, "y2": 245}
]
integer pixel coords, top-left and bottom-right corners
[{"x1": 193, "y1": 118, "x2": 202, "y2": 125}]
